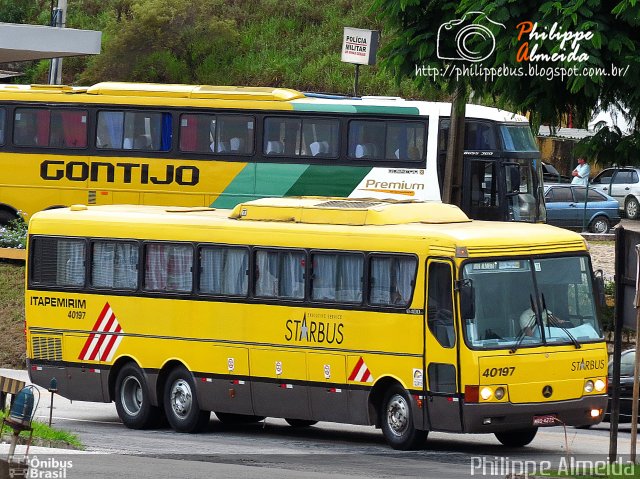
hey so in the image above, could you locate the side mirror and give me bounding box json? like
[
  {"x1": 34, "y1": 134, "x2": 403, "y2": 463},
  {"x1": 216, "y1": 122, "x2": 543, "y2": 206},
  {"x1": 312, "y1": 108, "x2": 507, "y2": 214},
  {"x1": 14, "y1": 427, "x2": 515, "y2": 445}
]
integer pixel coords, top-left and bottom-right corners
[{"x1": 456, "y1": 278, "x2": 475, "y2": 319}]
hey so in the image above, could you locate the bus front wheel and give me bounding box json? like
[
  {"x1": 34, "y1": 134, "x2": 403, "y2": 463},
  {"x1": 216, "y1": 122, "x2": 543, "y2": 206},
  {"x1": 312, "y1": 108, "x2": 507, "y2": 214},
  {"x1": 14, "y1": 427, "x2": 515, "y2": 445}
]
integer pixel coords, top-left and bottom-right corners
[
  {"x1": 115, "y1": 363, "x2": 162, "y2": 429},
  {"x1": 494, "y1": 427, "x2": 538, "y2": 447},
  {"x1": 380, "y1": 385, "x2": 427, "y2": 450},
  {"x1": 163, "y1": 367, "x2": 210, "y2": 433}
]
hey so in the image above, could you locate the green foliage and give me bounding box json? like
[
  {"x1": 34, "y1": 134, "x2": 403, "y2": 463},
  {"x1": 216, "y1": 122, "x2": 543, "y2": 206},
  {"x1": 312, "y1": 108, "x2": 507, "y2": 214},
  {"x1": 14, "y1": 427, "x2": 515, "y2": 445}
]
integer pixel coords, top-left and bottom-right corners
[
  {"x1": 0, "y1": 411, "x2": 82, "y2": 449},
  {"x1": 0, "y1": 218, "x2": 27, "y2": 249}
]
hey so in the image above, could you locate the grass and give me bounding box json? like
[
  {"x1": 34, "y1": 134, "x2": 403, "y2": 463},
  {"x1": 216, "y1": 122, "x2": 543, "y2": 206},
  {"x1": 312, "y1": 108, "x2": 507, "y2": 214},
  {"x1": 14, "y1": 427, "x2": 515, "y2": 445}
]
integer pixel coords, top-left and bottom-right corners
[
  {"x1": 0, "y1": 261, "x2": 26, "y2": 369},
  {"x1": 0, "y1": 410, "x2": 82, "y2": 449}
]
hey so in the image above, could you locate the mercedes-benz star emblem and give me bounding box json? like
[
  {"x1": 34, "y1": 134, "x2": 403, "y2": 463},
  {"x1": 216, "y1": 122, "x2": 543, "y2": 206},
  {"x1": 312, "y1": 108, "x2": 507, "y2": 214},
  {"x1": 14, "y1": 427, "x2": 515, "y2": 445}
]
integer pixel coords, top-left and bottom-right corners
[{"x1": 542, "y1": 385, "x2": 553, "y2": 398}]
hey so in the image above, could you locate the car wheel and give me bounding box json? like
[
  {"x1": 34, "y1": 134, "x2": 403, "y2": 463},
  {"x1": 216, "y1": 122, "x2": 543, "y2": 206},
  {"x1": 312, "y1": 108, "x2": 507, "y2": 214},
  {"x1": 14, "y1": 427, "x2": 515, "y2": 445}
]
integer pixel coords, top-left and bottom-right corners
[
  {"x1": 494, "y1": 427, "x2": 538, "y2": 447},
  {"x1": 625, "y1": 197, "x2": 640, "y2": 220},
  {"x1": 115, "y1": 362, "x2": 162, "y2": 429},
  {"x1": 164, "y1": 366, "x2": 210, "y2": 433},
  {"x1": 589, "y1": 215, "x2": 610, "y2": 233},
  {"x1": 380, "y1": 385, "x2": 427, "y2": 450}
]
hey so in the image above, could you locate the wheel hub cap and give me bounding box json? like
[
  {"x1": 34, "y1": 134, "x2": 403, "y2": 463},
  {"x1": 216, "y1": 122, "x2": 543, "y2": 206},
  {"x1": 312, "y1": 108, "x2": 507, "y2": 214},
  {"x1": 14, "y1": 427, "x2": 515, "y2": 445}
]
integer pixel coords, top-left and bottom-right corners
[
  {"x1": 387, "y1": 394, "x2": 409, "y2": 437},
  {"x1": 121, "y1": 375, "x2": 143, "y2": 417},
  {"x1": 170, "y1": 379, "x2": 192, "y2": 418}
]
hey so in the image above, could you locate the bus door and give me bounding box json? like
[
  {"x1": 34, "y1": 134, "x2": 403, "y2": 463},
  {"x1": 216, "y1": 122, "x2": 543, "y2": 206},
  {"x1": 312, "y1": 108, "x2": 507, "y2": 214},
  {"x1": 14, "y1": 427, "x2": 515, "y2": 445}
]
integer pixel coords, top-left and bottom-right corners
[
  {"x1": 462, "y1": 158, "x2": 502, "y2": 221},
  {"x1": 425, "y1": 259, "x2": 462, "y2": 432}
]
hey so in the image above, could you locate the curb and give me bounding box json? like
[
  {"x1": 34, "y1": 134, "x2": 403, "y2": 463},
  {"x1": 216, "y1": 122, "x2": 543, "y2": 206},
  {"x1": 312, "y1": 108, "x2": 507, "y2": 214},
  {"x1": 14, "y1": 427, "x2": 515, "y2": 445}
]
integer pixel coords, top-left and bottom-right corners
[{"x1": 581, "y1": 232, "x2": 614, "y2": 241}]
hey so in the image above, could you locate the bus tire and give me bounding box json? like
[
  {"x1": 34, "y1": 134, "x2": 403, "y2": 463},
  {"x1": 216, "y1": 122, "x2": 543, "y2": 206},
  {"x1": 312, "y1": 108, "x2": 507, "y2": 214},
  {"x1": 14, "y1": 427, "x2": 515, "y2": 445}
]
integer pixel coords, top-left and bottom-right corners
[
  {"x1": 285, "y1": 419, "x2": 317, "y2": 428},
  {"x1": 380, "y1": 385, "x2": 427, "y2": 450},
  {"x1": 115, "y1": 363, "x2": 162, "y2": 429},
  {"x1": 494, "y1": 427, "x2": 538, "y2": 447},
  {"x1": 164, "y1": 366, "x2": 210, "y2": 433},
  {"x1": 215, "y1": 412, "x2": 265, "y2": 424},
  {"x1": 0, "y1": 209, "x2": 17, "y2": 226}
]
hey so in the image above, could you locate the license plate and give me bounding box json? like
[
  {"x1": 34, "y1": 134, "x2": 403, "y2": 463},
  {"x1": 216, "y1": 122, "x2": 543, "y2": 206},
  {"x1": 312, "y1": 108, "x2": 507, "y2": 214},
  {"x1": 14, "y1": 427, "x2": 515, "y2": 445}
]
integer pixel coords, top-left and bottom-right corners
[{"x1": 533, "y1": 414, "x2": 557, "y2": 426}]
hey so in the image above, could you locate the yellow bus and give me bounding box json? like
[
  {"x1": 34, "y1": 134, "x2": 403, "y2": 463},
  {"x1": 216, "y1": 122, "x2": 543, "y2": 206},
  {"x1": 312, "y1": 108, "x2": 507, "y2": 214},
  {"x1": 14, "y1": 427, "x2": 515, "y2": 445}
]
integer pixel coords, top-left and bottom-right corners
[
  {"x1": 0, "y1": 82, "x2": 545, "y2": 224},
  {"x1": 25, "y1": 197, "x2": 605, "y2": 450}
]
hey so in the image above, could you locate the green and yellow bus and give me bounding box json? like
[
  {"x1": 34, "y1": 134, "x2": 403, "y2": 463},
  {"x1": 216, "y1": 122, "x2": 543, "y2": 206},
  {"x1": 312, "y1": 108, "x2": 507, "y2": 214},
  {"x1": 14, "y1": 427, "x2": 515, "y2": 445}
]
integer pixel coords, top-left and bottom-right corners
[
  {"x1": 0, "y1": 82, "x2": 544, "y2": 224},
  {"x1": 26, "y1": 197, "x2": 604, "y2": 449}
]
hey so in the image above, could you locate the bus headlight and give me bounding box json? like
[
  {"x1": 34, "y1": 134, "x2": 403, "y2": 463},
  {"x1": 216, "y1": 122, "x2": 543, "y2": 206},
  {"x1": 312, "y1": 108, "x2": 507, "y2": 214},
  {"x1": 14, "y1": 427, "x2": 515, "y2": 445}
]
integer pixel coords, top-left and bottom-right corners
[
  {"x1": 594, "y1": 379, "x2": 606, "y2": 392},
  {"x1": 584, "y1": 380, "x2": 594, "y2": 393},
  {"x1": 480, "y1": 387, "x2": 493, "y2": 400},
  {"x1": 494, "y1": 387, "x2": 505, "y2": 400}
]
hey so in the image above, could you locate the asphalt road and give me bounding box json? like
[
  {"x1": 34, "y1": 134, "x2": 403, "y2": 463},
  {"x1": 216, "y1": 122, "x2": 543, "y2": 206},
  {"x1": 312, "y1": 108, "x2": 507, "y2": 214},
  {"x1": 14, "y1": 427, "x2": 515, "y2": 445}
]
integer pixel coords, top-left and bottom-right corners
[{"x1": 1, "y1": 368, "x2": 635, "y2": 479}]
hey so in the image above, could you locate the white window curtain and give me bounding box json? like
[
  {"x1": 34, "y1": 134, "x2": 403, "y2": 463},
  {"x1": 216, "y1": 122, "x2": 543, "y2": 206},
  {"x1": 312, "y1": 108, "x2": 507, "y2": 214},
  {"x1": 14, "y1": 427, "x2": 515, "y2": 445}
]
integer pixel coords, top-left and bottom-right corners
[
  {"x1": 145, "y1": 243, "x2": 192, "y2": 292},
  {"x1": 312, "y1": 254, "x2": 337, "y2": 301},
  {"x1": 256, "y1": 251, "x2": 278, "y2": 297},
  {"x1": 200, "y1": 247, "x2": 247, "y2": 296},
  {"x1": 280, "y1": 251, "x2": 305, "y2": 299},
  {"x1": 394, "y1": 257, "x2": 416, "y2": 305},
  {"x1": 336, "y1": 255, "x2": 363, "y2": 303},
  {"x1": 370, "y1": 257, "x2": 391, "y2": 304},
  {"x1": 92, "y1": 242, "x2": 138, "y2": 289},
  {"x1": 56, "y1": 240, "x2": 85, "y2": 287}
]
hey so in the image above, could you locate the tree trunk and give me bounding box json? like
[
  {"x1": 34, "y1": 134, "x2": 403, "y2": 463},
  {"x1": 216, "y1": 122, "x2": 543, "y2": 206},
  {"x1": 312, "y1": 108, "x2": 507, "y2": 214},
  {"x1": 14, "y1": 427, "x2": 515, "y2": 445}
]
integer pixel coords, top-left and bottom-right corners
[{"x1": 442, "y1": 83, "x2": 468, "y2": 206}]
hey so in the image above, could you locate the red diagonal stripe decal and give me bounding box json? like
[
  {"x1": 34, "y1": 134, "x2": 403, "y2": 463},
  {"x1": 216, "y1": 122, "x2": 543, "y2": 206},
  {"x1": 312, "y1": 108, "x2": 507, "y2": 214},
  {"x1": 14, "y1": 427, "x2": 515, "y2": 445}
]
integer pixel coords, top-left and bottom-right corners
[
  {"x1": 348, "y1": 357, "x2": 365, "y2": 381},
  {"x1": 88, "y1": 312, "x2": 117, "y2": 361},
  {"x1": 99, "y1": 324, "x2": 122, "y2": 362},
  {"x1": 78, "y1": 302, "x2": 112, "y2": 360}
]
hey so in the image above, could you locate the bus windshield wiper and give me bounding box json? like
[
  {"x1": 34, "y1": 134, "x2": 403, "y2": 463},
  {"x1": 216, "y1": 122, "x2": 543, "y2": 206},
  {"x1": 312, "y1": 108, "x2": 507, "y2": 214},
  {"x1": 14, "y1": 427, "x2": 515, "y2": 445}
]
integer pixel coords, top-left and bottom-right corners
[
  {"x1": 510, "y1": 294, "x2": 536, "y2": 354},
  {"x1": 541, "y1": 293, "x2": 581, "y2": 349}
]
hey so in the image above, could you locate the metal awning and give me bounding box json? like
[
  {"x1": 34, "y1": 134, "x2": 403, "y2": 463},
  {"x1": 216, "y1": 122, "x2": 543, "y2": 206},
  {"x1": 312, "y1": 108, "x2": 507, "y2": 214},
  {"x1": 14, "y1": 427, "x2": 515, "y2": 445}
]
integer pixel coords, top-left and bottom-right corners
[{"x1": 0, "y1": 22, "x2": 101, "y2": 63}]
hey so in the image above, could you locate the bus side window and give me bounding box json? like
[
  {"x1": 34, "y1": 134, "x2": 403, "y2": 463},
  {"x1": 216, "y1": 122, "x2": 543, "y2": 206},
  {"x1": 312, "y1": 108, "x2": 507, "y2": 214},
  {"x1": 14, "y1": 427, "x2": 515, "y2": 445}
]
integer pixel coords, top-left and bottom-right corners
[
  {"x1": 312, "y1": 253, "x2": 363, "y2": 303},
  {"x1": 199, "y1": 246, "x2": 248, "y2": 296},
  {"x1": 144, "y1": 243, "x2": 193, "y2": 293},
  {"x1": 14, "y1": 108, "x2": 49, "y2": 147},
  {"x1": 217, "y1": 115, "x2": 254, "y2": 155},
  {"x1": 97, "y1": 111, "x2": 125, "y2": 149},
  {"x1": 386, "y1": 122, "x2": 425, "y2": 161},
  {"x1": 0, "y1": 108, "x2": 5, "y2": 145},
  {"x1": 91, "y1": 241, "x2": 139, "y2": 290},
  {"x1": 348, "y1": 120, "x2": 384, "y2": 159},
  {"x1": 301, "y1": 118, "x2": 339, "y2": 158},
  {"x1": 30, "y1": 237, "x2": 86, "y2": 287},
  {"x1": 255, "y1": 249, "x2": 305, "y2": 299},
  {"x1": 369, "y1": 255, "x2": 416, "y2": 307}
]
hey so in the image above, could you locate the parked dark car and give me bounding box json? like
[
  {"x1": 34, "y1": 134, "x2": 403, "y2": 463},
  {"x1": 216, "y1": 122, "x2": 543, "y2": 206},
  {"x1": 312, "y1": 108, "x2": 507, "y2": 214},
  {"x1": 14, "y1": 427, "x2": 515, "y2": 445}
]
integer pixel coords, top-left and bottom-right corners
[
  {"x1": 542, "y1": 162, "x2": 571, "y2": 183},
  {"x1": 606, "y1": 349, "x2": 637, "y2": 423},
  {"x1": 544, "y1": 184, "x2": 620, "y2": 233}
]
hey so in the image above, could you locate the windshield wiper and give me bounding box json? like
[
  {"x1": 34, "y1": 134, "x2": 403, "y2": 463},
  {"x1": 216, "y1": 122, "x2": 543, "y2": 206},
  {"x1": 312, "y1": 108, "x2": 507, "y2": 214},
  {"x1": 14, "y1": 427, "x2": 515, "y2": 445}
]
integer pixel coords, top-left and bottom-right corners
[
  {"x1": 510, "y1": 294, "x2": 536, "y2": 354},
  {"x1": 541, "y1": 293, "x2": 581, "y2": 349}
]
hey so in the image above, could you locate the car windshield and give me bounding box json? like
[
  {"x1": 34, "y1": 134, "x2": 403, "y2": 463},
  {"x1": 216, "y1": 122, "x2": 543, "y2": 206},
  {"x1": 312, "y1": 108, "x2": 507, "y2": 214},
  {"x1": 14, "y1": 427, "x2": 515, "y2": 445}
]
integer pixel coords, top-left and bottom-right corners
[{"x1": 462, "y1": 255, "x2": 603, "y2": 350}]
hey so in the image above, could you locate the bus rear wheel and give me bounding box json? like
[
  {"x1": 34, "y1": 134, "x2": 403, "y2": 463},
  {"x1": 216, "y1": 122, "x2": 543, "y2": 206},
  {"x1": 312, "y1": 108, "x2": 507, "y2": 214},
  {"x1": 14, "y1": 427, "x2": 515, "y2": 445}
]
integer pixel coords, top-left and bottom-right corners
[
  {"x1": 494, "y1": 427, "x2": 538, "y2": 447},
  {"x1": 285, "y1": 419, "x2": 318, "y2": 427},
  {"x1": 164, "y1": 367, "x2": 210, "y2": 433},
  {"x1": 380, "y1": 385, "x2": 427, "y2": 450},
  {"x1": 115, "y1": 363, "x2": 162, "y2": 429}
]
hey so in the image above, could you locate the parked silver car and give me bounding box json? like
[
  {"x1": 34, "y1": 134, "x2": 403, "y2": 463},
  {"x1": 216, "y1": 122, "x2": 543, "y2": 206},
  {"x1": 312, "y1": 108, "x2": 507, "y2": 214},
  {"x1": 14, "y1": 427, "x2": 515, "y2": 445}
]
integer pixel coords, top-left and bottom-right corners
[{"x1": 591, "y1": 167, "x2": 640, "y2": 219}]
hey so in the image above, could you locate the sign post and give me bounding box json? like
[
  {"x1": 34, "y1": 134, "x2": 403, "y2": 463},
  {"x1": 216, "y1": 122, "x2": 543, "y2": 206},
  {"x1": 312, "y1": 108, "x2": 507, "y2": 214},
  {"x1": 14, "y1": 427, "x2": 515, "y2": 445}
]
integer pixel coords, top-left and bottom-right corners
[{"x1": 341, "y1": 27, "x2": 379, "y2": 97}]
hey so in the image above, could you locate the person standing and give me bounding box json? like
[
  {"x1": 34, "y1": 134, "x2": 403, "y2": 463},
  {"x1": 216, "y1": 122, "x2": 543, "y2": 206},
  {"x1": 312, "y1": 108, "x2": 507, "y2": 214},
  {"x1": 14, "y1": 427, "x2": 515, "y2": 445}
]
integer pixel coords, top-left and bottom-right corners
[{"x1": 571, "y1": 157, "x2": 591, "y2": 186}]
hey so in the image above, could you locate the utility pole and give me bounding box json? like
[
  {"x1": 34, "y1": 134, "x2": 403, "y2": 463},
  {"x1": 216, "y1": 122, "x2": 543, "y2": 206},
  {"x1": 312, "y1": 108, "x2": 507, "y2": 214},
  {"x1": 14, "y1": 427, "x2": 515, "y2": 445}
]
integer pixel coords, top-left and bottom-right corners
[{"x1": 48, "y1": 0, "x2": 68, "y2": 85}]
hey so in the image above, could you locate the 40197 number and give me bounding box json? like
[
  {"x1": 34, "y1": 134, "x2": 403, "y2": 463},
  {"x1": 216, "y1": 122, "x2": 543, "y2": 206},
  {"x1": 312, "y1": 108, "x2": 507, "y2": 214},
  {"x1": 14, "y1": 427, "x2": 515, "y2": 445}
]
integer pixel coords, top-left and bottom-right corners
[
  {"x1": 68, "y1": 310, "x2": 86, "y2": 319},
  {"x1": 482, "y1": 367, "x2": 515, "y2": 377}
]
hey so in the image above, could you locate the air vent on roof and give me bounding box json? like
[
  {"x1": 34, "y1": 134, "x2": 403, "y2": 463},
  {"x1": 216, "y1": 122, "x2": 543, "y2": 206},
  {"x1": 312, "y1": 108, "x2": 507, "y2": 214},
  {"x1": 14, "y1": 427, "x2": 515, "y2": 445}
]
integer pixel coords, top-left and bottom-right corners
[{"x1": 315, "y1": 200, "x2": 383, "y2": 209}]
